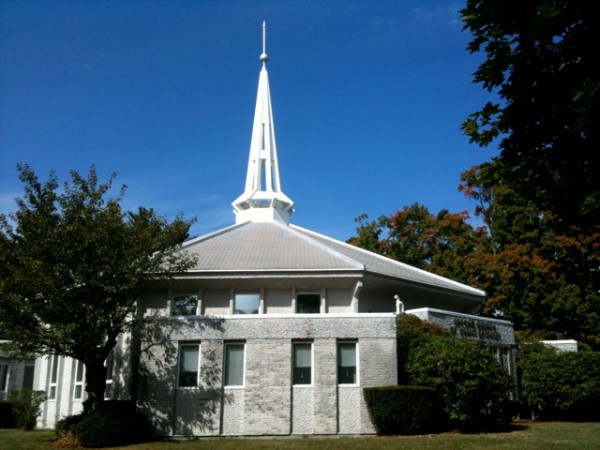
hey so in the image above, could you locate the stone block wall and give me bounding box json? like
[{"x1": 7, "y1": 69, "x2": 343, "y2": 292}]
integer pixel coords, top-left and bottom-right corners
[{"x1": 137, "y1": 314, "x2": 397, "y2": 436}]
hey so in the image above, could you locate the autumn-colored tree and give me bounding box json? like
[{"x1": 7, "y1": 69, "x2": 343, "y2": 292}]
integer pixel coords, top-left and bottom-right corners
[
  {"x1": 459, "y1": 165, "x2": 600, "y2": 348},
  {"x1": 348, "y1": 203, "x2": 489, "y2": 288}
]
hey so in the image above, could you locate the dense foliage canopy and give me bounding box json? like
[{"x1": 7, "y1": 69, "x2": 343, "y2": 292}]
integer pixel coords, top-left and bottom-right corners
[
  {"x1": 461, "y1": 0, "x2": 600, "y2": 231},
  {"x1": 0, "y1": 165, "x2": 196, "y2": 411}
]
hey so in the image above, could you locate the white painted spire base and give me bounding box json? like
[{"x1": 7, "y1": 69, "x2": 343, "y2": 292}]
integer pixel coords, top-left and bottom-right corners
[{"x1": 232, "y1": 22, "x2": 294, "y2": 225}]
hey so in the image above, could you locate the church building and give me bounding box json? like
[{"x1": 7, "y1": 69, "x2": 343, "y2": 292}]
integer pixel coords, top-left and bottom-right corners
[{"x1": 34, "y1": 23, "x2": 516, "y2": 435}]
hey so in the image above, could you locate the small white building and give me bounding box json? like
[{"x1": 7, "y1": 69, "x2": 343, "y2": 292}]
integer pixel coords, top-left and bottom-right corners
[{"x1": 35, "y1": 23, "x2": 516, "y2": 435}]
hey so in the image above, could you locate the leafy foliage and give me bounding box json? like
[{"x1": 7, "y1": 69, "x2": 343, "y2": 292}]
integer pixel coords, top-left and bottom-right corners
[
  {"x1": 363, "y1": 385, "x2": 440, "y2": 435},
  {"x1": 459, "y1": 164, "x2": 600, "y2": 348},
  {"x1": 520, "y1": 345, "x2": 600, "y2": 421},
  {"x1": 348, "y1": 203, "x2": 489, "y2": 286},
  {"x1": 56, "y1": 401, "x2": 153, "y2": 448},
  {"x1": 406, "y1": 334, "x2": 515, "y2": 431},
  {"x1": 461, "y1": 0, "x2": 600, "y2": 231},
  {"x1": 0, "y1": 165, "x2": 196, "y2": 411},
  {"x1": 397, "y1": 315, "x2": 515, "y2": 432},
  {"x1": 350, "y1": 192, "x2": 600, "y2": 349},
  {"x1": 7, "y1": 390, "x2": 46, "y2": 431},
  {"x1": 455, "y1": 1, "x2": 600, "y2": 347}
]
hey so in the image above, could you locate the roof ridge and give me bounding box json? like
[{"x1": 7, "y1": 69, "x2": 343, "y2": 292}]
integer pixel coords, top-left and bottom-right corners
[
  {"x1": 180, "y1": 221, "x2": 250, "y2": 250},
  {"x1": 275, "y1": 222, "x2": 364, "y2": 270}
]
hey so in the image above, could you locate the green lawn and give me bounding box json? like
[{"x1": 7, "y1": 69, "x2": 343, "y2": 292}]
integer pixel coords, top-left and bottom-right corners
[{"x1": 1, "y1": 422, "x2": 599, "y2": 450}]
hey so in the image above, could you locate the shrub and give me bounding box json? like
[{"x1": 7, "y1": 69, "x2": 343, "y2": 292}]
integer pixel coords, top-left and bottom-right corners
[
  {"x1": 56, "y1": 401, "x2": 153, "y2": 448},
  {"x1": 364, "y1": 385, "x2": 440, "y2": 435},
  {"x1": 406, "y1": 335, "x2": 515, "y2": 432},
  {"x1": 8, "y1": 390, "x2": 46, "y2": 431},
  {"x1": 0, "y1": 401, "x2": 16, "y2": 428},
  {"x1": 396, "y1": 314, "x2": 450, "y2": 384},
  {"x1": 520, "y1": 347, "x2": 600, "y2": 421}
]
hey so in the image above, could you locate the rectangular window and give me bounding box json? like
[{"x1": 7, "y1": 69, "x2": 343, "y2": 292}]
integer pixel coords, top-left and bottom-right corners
[
  {"x1": 297, "y1": 293, "x2": 320, "y2": 313},
  {"x1": 234, "y1": 293, "x2": 260, "y2": 314},
  {"x1": 23, "y1": 365, "x2": 35, "y2": 391},
  {"x1": 0, "y1": 363, "x2": 9, "y2": 394},
  {"x1": 293, "y1": 342, "x2": 312, "y2": 385},
  {"x1": 224, "y1": 343, "x2": 245, "y2": 387},
  {"x1": 338, "y1": 342, "x2": 357, "y2": 384},
  {"x1": 171, "y1": 295, "x2": 198, "y2": 316},
  {"x1": 48, "y1": 355, "x2": 59, "y2": 399},
  {"x1": 73, "y1": 360, "x2": 85, "y2": 400},
  {"x1": 178, "y1": 344, "x2": 200, "y2": 387},
  {"x1": 104, "y1": 351, "x2": 114, "y2": 398}
]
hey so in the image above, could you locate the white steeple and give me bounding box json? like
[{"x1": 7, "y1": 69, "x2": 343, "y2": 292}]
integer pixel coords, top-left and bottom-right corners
[{"x1": 232, "y1": 21, "x2": 294, "y2": 225}]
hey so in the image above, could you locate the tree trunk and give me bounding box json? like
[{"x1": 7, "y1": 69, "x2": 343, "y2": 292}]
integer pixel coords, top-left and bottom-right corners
[{"x1": 83, "y1": 359, "x2": 107, "y2": 414}]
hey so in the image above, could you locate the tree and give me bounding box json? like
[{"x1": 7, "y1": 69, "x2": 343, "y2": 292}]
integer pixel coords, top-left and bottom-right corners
[
  {"x1": 0, "y1": 165, "x2": 196, "y2": 412},
  {"x1": 348, "y1": 203, "x2": 489, "y2": 287},
  {"x1": 520, "y1": 344, "x2": 600, "y2": 421},
  {"x1": 459, "y1": 165, "x2": 600, "y2": 348},
  {"x1": 460, "y1": 0, "x2": 600, "y2": 232}
]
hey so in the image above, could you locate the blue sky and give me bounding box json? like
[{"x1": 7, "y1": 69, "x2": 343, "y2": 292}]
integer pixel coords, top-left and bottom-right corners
[{"x1": 0, "y1": 0, "x2": 498, "y2": 241}]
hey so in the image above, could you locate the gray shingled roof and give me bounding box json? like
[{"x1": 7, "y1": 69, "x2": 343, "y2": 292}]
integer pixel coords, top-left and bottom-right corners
[{"x1": 180, "y1": 221, "x2": 484, "y2": 298}]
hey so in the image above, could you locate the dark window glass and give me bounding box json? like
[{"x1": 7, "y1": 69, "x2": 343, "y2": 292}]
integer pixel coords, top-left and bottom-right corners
[
  {"x1": 297, "y1": 294, "x2": 320, "y2": 313},
  {"x1": 172, "y1": 295, "x2": 198, "y2": 316}
]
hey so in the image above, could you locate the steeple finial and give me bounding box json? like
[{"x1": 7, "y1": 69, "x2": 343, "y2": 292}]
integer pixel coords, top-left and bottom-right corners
[
  {"x1": 232, "y1": 22, "x2": 294, "y2": 225},
  {"x1": 260, "y1": 21, "x2": 268, "y2": 65}
]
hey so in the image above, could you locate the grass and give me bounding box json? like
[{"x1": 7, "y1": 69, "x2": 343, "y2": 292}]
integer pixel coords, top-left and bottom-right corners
[{"x1": 1, "y1": 422, "x2": 599, "y2": 450}]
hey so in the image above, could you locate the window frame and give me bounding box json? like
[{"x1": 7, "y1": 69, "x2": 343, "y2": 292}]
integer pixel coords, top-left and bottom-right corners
[
  {"x1": 171, "y1": 294, "x2": 199, "y2": 316},
  {"x1": 223, "y1": 342, "x2": 245, "y2": 387},
  {"x1": 73, "y1": 359, "x2": 85, "y2": 400},
  {"x1": 104, "y1": 351, "x2": 115, "y2": 399},
  {"x1": 23, "y1": 364, "x2": 35, "y2": 391},
  {"x1": 292, "y1": 341, "x2": 313, "y2": 386},
  {"x1": 296, "y1": 293, "x2": 321, "y2": 314},
  {"x1": 0, "y1": 363, "x2": 9, "y2": 395},
  {"x1": 177, "y1": 343, "x2": 201, "y2": 388},
  {"x1": 337, "y1": 341, "x2": 358, "y2": 385},
  {"x1": 48, "y1": 355, "x2": 60, "y2": 400}
]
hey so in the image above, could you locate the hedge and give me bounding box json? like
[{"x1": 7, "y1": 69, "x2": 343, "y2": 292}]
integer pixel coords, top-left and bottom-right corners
[{"x1": 364, "y1": 385, "x2": 440, "y2": 435}]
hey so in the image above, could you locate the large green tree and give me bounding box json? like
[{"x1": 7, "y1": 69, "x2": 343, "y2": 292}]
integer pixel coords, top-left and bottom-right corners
[
  {"x1": 0, "y1": 165, "x2": 196, "y2": 411},
  {"x1": 461, "y1": 0, "x2": 600, "y2": 231}
]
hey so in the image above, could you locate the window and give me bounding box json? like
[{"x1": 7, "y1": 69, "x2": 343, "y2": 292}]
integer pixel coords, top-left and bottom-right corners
[
  {"x1": 0, "y1": 363, "x2": 9, "y2": 396},
  {"x1": 224, "y1": 343, "x2": 245, "y2": 386},
  {"x1": 293, "y1": 342, "x2": 312, "y2": 385},
  {"x1": 73, "y1": 360, "x2": 85, "y2": 400},
  {"x1": 338, "y1": 342, "x2": 357, "y2": 384},
  {"x1": 23, "y1": 365, "x2": 35, "y2": 391},
  {"x1": 48, "y1": 355, "x2": 59, "y2": 399},
  {"x1": 172, "y1": 295, "x2": 198, "y2": 316},
  {"x1": 235, "y1": 293, "x2": 260, "y2": 314},
  {"x1": 297, "y1": 293, "x2": 320, "y2": 313},
  {"x1": 178, "y1": 344, "x2": 200, "y2": 387},
  {"x1": 104, "y1": 352, "x2": 114, "y2": 398}
]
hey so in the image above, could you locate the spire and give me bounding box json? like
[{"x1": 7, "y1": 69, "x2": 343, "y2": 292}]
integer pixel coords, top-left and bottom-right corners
[{"x1": 232, "y1": 22, "x2": 294, "y2": 225}]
